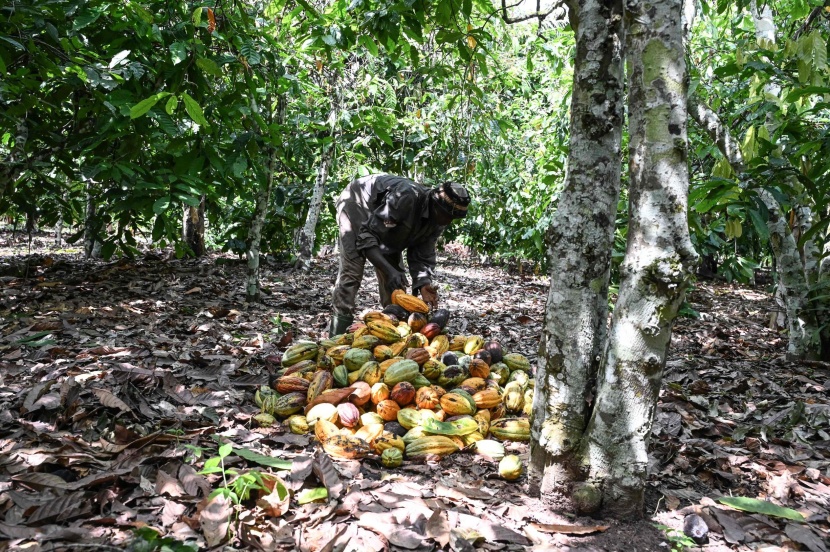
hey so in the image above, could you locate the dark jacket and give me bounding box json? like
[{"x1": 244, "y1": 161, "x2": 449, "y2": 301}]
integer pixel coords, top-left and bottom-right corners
[{"x1": 352, "y1": 174, "x2": 445, "y2": 291}]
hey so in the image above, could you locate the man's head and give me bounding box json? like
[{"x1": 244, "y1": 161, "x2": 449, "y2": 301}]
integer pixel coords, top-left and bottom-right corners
[{"x1": 430, "y1": 181, "x2": 470, "y2": 226}]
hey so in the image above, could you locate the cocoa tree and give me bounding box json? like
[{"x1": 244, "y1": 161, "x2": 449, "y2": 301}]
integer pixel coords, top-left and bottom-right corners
[
  {"x1": 530, "y1": 0, "x2": 625, "y2": 500},
  {"x1": 532, "y1": 0, "x2": 697, "y2": 517}
]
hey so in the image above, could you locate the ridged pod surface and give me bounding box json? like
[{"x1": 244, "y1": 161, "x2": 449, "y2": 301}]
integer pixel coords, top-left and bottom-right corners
[
  {"x1": 383, "y1": 359, "x2": 420, "y2": 386},
  {"x1": 440, "y1": 391, "x2": 476, "y2": 416},
  {"x1": 391, "y1": 290, "x2": 429, "y2": 313},
  {"x1": 323, "y1": 435, "x2": 371, "y2": 459},
  {"x1": 489, "y1": 418, "x2": 530, "y2": 441},
  {"x1": 282, "y1": 342, "x2": 319, "y2": 366},
  {"x1": 307, "y1": 370, "x2": 333, "y2": 402},
  {"x1": 405, "y1": 436, "x2": 460, "y2": 460},
  {"x1": 381, "y1": 447, "x2": 403, "y2": 468},
  {"x1": 368, "y1": 320, "x2": 402, "y2": 343},
  {"x1": 503, "y1": 353, "x2": 530, "y2": 372}
]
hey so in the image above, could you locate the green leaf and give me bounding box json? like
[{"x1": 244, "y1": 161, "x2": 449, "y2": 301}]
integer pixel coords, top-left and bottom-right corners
[
  {"x1": 196, "y1": 57, "x2": 222, "y2": 76},
  {"x1": 747, "y1": 208, "x2": 770, "y2": 240},
  {"x1": 462, "y1": 0, "x2": 472, "y2": 18},
  {"x1": 152, "y1": 196, "x2": 171, "y2": 214},
  {"x1": 15, "y1": 331, "x2": 54, "y2": 344},
  {"x1": 233, "y1": 448, "x2": 293, "y2": 470},
  {"x1": 181, "y1": 93, "x2": 210, "y2": 128},
  {"x1": 718, "y1": 497, "x2": 805, "y2": 522},
  {"x1": 359, "y1": 35, "x2": 378, "y2": 56},
  {"x1": 297, "y1": 487, "x2": 327, "y2": 504},
  {"x1": 218, "y1": 444, "x2": 233, "y2": 458},
  {"x1": 810, "y1": 31, "x2": 827, "y2": 71},
  {"x1": 170, "y1": 41, "x2": 188, "y2": 65},
  {"x1": 0, "y1": 36, "x2": 25, "y2": 50},
  {"x1": 130, "y1": 95, "x2": 163, "y2": 119},
  {"x1": 785, "y1": 86, "x2": 830, "y2": 102},
  {"x1": 375, "y1": 127, "x2": 393, "y2": 146},
  {"x1": 101, "y1": 242, "x2": 116, "y2": 260},
  {"x1": 193, "y1": 7, "x2": 203, "y2": 26},
  {"x1": 108, "y1": 50, "x2": 131, "y2": 69},
  {"x1": 165, "y1": 96, "x2": 178, "y2": 115}
]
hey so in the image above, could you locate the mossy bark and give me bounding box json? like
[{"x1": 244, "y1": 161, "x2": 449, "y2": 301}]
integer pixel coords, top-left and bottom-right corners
[
  {"x1": 687, "y1": 98, "x2": 822, "y2": 360},
  {"x1": 182, "y1": 194, "x2": 206, "y2": 257},
  {"x1": 296, "y1": 146, "x2": 332, "y2": 271},
  {"x1": 531, "y1": 0, "x2": 624, "y2": 501},
  {"x1": 246, "y1": 95, "x2": 285, "y2": 303},
  {"x1": 579, "y1": 0, "x2": 697, "y2": 518}
]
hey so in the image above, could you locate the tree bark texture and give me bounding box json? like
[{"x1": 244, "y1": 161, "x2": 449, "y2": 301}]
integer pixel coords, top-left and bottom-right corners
[
  {"x1": 296, "y1": 146, "x2": 333, "y2": 271},
  {"x1": 246, "y1": 95, "x2": 285, "y2": 303},
  {"x1": 84, "y1": 182, "x2": 101, "y2": 259},
  {"x1": 687, "y1": 98, "x2": 821, "y2": 359},
  {"x1": 581, "y1": 0, "x2": 698, "y2": 518},
  {"x1": 182, "y1": 194, "x2": 206, "y2": 257},
  {"x1": 530, "y1": 0, "x2": 624, "y2": 498},
  {"x1": 1, "y1": 122, "x2": 28, "y2": 198}
]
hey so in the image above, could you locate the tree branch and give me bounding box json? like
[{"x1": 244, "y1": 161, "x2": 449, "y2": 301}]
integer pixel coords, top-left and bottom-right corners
[
  {"x1": 499, "y1": 0, "x2": 566, "y2": 24},
  {"x1": 793, "y1": 1, "x2": 829, "y2": 40}
]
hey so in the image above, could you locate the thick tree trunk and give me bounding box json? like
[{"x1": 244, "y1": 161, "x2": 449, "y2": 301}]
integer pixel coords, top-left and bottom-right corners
[
  {"x1": 530, "y1": 0, "x2": 624, "y2": 499},
  {"x1": 182, "y1": 194, "x2": 206, "y2": 257},
  {"x1": 580, "y1": 0, "x2": 697, "y2": 518},
  {"x1": 296, "y1": 147, "x2": 333, "y2": 271},
  {"x1": 246, "y1": 95, "x2": 285, "y2": 303},
  {"x1": 687, "y1": 98, "x2": 821, "y2": 359}
]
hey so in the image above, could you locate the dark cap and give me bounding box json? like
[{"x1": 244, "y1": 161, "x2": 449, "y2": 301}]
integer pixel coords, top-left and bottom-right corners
[{"x1": 433, "y1": 181, "x2": 471, "y2": 219}]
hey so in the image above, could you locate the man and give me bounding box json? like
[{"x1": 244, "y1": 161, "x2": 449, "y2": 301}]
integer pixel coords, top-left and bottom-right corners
[{"x1": 328, "y1": 174, "x2": 471, "y2": 336}]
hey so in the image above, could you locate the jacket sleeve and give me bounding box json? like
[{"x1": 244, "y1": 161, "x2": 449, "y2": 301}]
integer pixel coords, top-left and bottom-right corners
[{"x1": 407, "y1": 227, "x2": 443, "y2": 291}]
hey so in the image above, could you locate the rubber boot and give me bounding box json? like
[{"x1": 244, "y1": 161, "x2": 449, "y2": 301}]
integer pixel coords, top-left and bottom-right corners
[{"x1": 328, "y1": 313, "x2": 353, "y2": 337}]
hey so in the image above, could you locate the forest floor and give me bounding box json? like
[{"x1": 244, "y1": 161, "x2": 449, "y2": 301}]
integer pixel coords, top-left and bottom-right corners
[{"x1": 0, "y1": 230, "x2": 828, "y2": 552}]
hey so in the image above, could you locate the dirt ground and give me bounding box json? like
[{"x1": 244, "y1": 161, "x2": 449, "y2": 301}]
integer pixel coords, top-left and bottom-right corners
[{"x1": 0, "y1": 230, "x2": 828, "y2": 551}]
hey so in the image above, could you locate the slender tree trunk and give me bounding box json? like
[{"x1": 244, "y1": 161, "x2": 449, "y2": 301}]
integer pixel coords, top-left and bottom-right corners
[
  {"x1": 580, "y1": 0, "x2": 698, "y2": 518},
  {"x1": 182, "y1": 194, "x2": 206, "y2": 257},
  {"x1": 84, "y1": 182, "x2": 102, "y2": 259},
  {"x1": 55, "y1": 190, "x2": 65, "y2": 248},
  {"x1": 246, "y1": 95, "x2": 285, "y2": 303},
  {"x1": 1, "y1": 122, "x2": 28, "y2": 198},
  {"x1": 530, "y1": 0, "x2": 624, "y2": 500},
  {"x1": 687, "y1": 97, "x2": 822, "y2": 360},
  {"x1": 296, "y1": 146, "x2": 333, "y2": 271}
]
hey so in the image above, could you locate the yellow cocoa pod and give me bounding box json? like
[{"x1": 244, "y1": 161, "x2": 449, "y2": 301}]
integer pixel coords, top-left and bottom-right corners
[
  {"x1": 391, "y1": 290, "x2": 429, "y2": 314},
  {"x1": 323, "y1": 434, "x2": 371, "y2": 459},
  {"x1": 499, "y1": 454, "x2": 523, "y2": 480}
]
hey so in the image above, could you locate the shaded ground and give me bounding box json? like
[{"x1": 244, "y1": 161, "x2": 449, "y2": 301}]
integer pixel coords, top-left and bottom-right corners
[{"x1": 0, "y1": 230, "x2": 828, "y2": 551}]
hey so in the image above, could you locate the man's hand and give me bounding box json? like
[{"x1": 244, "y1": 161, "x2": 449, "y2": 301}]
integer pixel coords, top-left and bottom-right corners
[
  {"x1": 420, "y1": 284, "x2": 439, "y2": 309},
  {"x1": 386, "y1": 270, "x2": 408, "y2": 295}
]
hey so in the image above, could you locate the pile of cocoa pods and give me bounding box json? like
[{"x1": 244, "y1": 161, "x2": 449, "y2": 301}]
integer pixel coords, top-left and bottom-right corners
[{"x1": 255, "y1": 291, "x2": 533, "y2": 479}]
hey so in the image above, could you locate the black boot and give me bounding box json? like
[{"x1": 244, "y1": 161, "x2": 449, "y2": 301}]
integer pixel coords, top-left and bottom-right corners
[{"x1": 328, "y1": 314, "x2": 353, "y2": 337}]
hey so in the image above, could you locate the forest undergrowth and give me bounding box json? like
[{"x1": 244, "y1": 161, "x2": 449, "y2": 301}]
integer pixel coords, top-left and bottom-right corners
[{"x1": 0, "y1": 230, "x2": 828, "y2": 552}]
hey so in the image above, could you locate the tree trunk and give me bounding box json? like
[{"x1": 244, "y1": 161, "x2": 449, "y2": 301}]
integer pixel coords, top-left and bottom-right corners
[
  {"x1": 687, "y1": 97, "x2": 821, "y2": 360},
  {"x1": 1, "y1": 122, "x2": 28, "y2": 198},
  {"x1": 84, "y1": 182, "x2": 102, "y2": 259},
  {"x1": 296, "y1": 146, "x2": 333, "y2": 271},
  {"x1": 246, "y1": 95, "x2": 285, "y2": 303},
  {"x1": 530, "y1": 0, "x2": 624, "y2": 499},
  {"x1": 182, "y1": 194, "x2": 206, "y2": 257},
  {"x1": 580, "y1": 0, "x2": 697, "y2": 518},
  {"x1": 55, "y1": 190, "x2": 65, "y2": 248}
]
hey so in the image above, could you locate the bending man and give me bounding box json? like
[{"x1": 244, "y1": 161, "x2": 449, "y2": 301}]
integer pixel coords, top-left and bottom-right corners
[{"x1": 328, "y1": 174, "x2": 470, "y2": 336}]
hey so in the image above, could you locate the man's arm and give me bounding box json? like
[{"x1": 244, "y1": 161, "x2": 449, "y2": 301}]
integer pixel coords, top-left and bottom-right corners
[
  {"x1": 365, "y1": 246, "x2": 407, "y2": 292},
  {"x1": 407, "y1": 234, "x2": 440, "y2": 307}
]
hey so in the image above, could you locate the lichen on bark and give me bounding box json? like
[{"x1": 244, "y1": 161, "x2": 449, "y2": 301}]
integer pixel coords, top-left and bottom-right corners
[{"x1": 531, "y1": 0, "x2": 624, "y2": 500}]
